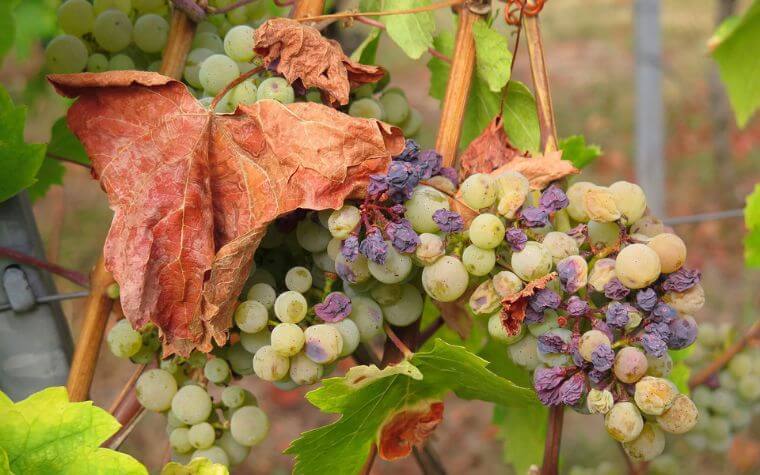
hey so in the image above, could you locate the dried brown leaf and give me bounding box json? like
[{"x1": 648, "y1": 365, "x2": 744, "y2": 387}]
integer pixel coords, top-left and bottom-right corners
[
  {"x1": 491, "y1": 150, "x2": 579, "y2": 190},
  {"x1": 500, "y1": 272, "x2": 557, "y2": 336},
  {"x1": 254, "y1": 18, "x2": 385, "y2": 107},
  {"x1": 378, "y1": 401, "x2": 444, "y2": 461},
  {"x1": 458, "y1": 116, "x2": 523, "y2": 180},
  {"x1": 49, "y1": 71, "x2": 403, "y2": 356}
]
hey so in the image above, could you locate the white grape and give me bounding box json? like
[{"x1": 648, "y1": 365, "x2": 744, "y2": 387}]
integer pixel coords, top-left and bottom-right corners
[
  {"x1": 508, "y1": 334, "x2": 540, "y2": 370},
  {"x1": 328, "y1": 318, "x2": 360, "y2": 357},
  {"x1": 226, "y1": 343, "x2": 254, "y2": 375},
  {"x1": 234, "y1": 300, "x2": 269, "y2": 334},
  {"x1": 583, "y1": 186, "x2": 621, "y2": 222},
  {"x1": 328, "y1": 205, "x2": 361, "y2": 239},
  {"x1": 462, "y1": 244, "x2": 496, "y2": 276},
  {"x1": 335, "y1": 253, "x2": 371, "y2": 284},
  {"x1": 289, "y1": 352, "x2": 324, "y2": 385},
  {"x1": 188, "y1": 422, "x2": 216, "y2": 449},
  {"x1": 133, "y1": 14, "x2": 169, "y2": 53},
  {"x1": 192, "y1": 32, "x2": 224, "y2": 53},
  {"x1": 93, "y1": 0, "x2": 131, "y2": 14},
  {"x1": 313, "y1": 252, "x2": 336, "y2": 273},
  {"x1": 246, "y1": 283, "x2": 276, "y2": 309},
  {"x1": 527, "y1": 311, "x2": 559, "y2": 337},
  {"x1": 230, "y1": 405, "x2": 269, "y2": 447},
  {"x1": 327, "y1": 238, "x2": 343, "y2": 260},
  {"x1": 587, "y1": 221, "x2": 620, "y2": 248},
  {"x1": 421, "y1": 255, "x2": 469, "y2": 302},
  {"x1": 460, "y1": 173, "x2": 497, "y2": 209},
  {"x1": 108, "y1": 54, "x2": 135, "y2": 71},
  {"x1": 348, "y1": 297, "x2": 384, "y2": 342},
  {"x1": 58, "y1": 0, "x2": 94, "y2": 37},
  {"x1": 615, "y1": 243, "x2": 661, "y2": 289},
  {"x1": 203, "y1": 358, "x2": 230, "y2": 384},
  {"x1": 274, "y1": 291, "x2": 308, "y2": 323},
  {"x1": 511, "y1": 241, "x2": 552, "y2": 281},
  {"x1": 217, "y1": 431, "x2": 250, "y2": 466},
  {"x1": 171, "y1": 385, "x2": 213, "y2": 425},
  {"x1": 605, "y1": 402, "x2": 644, "y2": 442},
  {"x1": 404, "y1": 185, "x2": 450, "y2": 233},
  {"x1": 223, "y1": 25, "x2": 255, "y2": 62},
  {"x1": 231, "y1": 79, "x2": 258, "y2": 107},
  {"x1": 296, "y1": 219, "x2": 332, "y2": 253},
  {"x1": 252, "y1": 346, "x2": 289, "y2": 381},
  {"x1": 184, "y1": 48, "x2": 214, "y2": 89},
  {"x1": 107, "y1": 319, "x2": 143, "y2": 358},
  {"x1": 170, "y1": 427, "x2": 193, "y2": 454},
  {"x1": 634, "y1": 376, "x2": 678, "y2": 416},
  {"x1": 136, "y1": 369, "x2": 177, "y2": 412},
  {"x1": 285, "y1": 267, "x2": 312, "y2": 293},
  {"x1": 45, "y1": 35, "x2": 88, "y2": 73},
  {"x1": 199, "y1": 54, "x2": 240, "y2": 95},
  {"x1": 86, "y1": 53, "x2": 109, "y2": 72},
  {"x1": 93, "y1": 10, "x2": 132, "y2": 53},
  {"x1": 370, "y1": 284, "x2": 402, "y2": 306},
  {"x1": 191, "y1": 446, "x2": 229, "y2": 466},
  {"x1": 240, "y1": 329, "x2": 270, "y2": 355},
  {"x1": 609, "y1": 181, "x2": 647, "y2": 224},
  {"x1": 541, "y1": 231, "x2": 579, "y2": 264},
  {"x1": 380, "y1": 284, "x2": 423, "y2": 327},
  {"x1": 304, "y1": 324, "x2": 343, "y2": 364},
  {"x1": 468, "y1": 213, "x2": 505, "y2": 249},
  {"x1": 588, "y1": 258, "x2": 617, "y2": 291},
  {"x1": 622, "y1": 423, "x2": 665, "y2": 462},
  {"x1": 646, "y1": 233, "x2": 686, "y2": 274},
  {"x1": 367, "y1": 243, "x2": 413, "y2": 284},
  {"x1": 492, "y1": 270, "x2": 524, "y2": 298},
  {"x1": 221, "y1": 386, "x2": 250, "y2": 409},
  {"x1": 270, "y1": 323, "x2": 305, "y2": 356}
]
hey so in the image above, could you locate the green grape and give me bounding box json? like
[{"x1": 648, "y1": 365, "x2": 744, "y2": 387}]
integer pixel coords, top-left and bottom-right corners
[
  {"x1": 728, "y1": 405, "x2": 752, "y2": 429},
  {"x1": 289, "y1": 352, "x2": 324, "y2": 385},
  {"x1": 193, "y1": 32, "x2": 225, "y2": 53},
  {"x1": 161, "y1": 357, "x2": 179, "y2": 374},
  {"x1": 304, "y1": 324, "x2": 343, "y2": 364},
  {"x1": 507, "y1": 334, "x2": 540, "y2": 369},
  {"x1": 492, "y1": 270, "x2": 524, "y2": 298},
  {"x1": 488, "y1": 313, "x2": 525, "y2": 344},
  {"x1": 93, "y1": 10, "x2": 133, "y2": 53},
  {"x1": 328, "y1": 205, "x2": 361, "y2": 239},
  {"x1": 380, "y1": 284, "x2": 423, "y2": 327},
  {"x1": 231, "y1": 79, "x2": 257, "y2": 107},
  {"x1": 58, "y1": 0, "x2": 94, "y2": 37},
  {"x1": 108, "y1": 54, "x2": 135, "y2": 71},
  {"x1": 399, "y1": 107, "x2": 423, "y2": 136},
  {"x1": 253, "y1": 345, "x2": 289, "y2": 381},
  {"x1": 460, "y1": 173, "x2": 497, "y2": 210},
  {"x1": 136, "y1": 369, "x2": 177, "y2": 412},
  {"x1": 296, "y1": 218, "x2": 331, "y2": 253},
  {"x1": 542, "y1": 231, "x2": 579, "y2": 263},
  {"x1": 199, "y1": 54, "x2": 240, "y2": 95},
  {"x1": 647, "y1": 233, "x2": 686, "y2": 274},
  {"x1": 257, "y1": 77, "x2": 295, "y2": 104},
  {"x1": 203, "y1": 358, "x2": 230, "y2": 384},
  {"x1": 45, "y1": 35, "x2": 88, "y2": 73},
  {"x1": 705, "y1": 415, "x2": 731, "y2": 442},
  {"x1": 188, "y1": 422, "x2": 216, "y2": 449},
  {"x1": 226, "y1": 343, "x2": 254, "y2": 375},
  {"x1": 370, "y1": 284, "x2": 402, "y2": 306},
  {"x1": 240, "y1": 330, "x2": 270, "y2": 355},
  {"x1": 728, "y1": 353, "x2": 753, "y2": 379},
  {"x1": 221, "y1": 386, "x2": 249, "y2": 409},
  {"x1": 226, "y1": 6, "x2": 248, "y2": 25},
  {"x1": 609, "y1": 181, "x2": 647, "y2": 224},
  {"x1": 274, "y1": 291, "x2": 307, "y2": 323},
  {"x1": 368, "y1": 243, "x2": 413, "y2": 284},
  {"x1": 511, "y1": 241, "x2": 552, "y2": 281},
  {"x1": 284, "y1": 266, "x2": 312, "y2": 294},
  {"x1": 94, "y1": 0, "x2": 132, "y2": 15},
  {"x1": 185, "y1": 350, "x2": 207, "y2": 368},
  {"x1": 328, "y1": 318, "x2": 360, "y2": 357},
  {"x1": 271, "y1": 323, "x2": 305, "y2": 356},
  {"x1": 246, "y1": 282, "x2": 276, "y2": 309},
  {"x1": 86, "y1": 53, "x2": 109, "y2": 72},
  {"x1": 469, "y1": 213, "x2": 505, "y2": 249},
  {"x1": 421, "y1": 255, "x2": 469, "y2": 302},
  {"x1": 615, "y1": 243, "x2": 661, "y2": 289},
  {"x1": 352, "y1": 84, "x2": 374, "y2": 99},
  {"x1": 196, "y1": 20, "x2": 219, "y2": 35},
  {"x1": 462, "y1": 244, "x2": 496, "y2": 276},
  {"x1": 234, "y1": 300, "x2": 268, "y2": 334},
  {"x1": 184, "y1": 48, "x2": 214, "y2": 89},
  {"x1": 223, "y1": 25, "x2": 255, "y2": 62},
  {"x1": 130, "y1": 341, "x2": 156, "y2": 364},
  {"x1": 230, "y1": 405, "x2": 269, "y2": 446},
  {"x1": 170, "y1": 427, "x2": 193, "y2": 454},
  {"x1": 349, "y1": 297, "x2": 384, "y2": 342},
  {"x1": 133, "y1": 14, "x2": 169, "y2": 53},
  {"x1": 134, "y1": 0, "x2": 166, "y2": 13},
  {"x1": 167, "y1": 410, "x2": 187, "y2": 431},
  {"x1": 171, "y1": 385, "x2": 213, "y2": 425},
  {"x1": 587, "y1": 221, "x2": 620, "y2": 248},
  {"x1": 404, "y1": 185, "x2": 450, "y2": 233},
  {"x1": 379, "y1": 90, "x2": 409, "y2": 125},
  {"x1": 147, "y1": 60, "x2": 162, "y2": 71},
  {"x1": 107, "y1": 319, "x2": 143, "y2": 358},
  {"x1": 191, "y1": 446, "x2": 229, "y2": 466},
  {"x1": 622, "y1": 423, "x2": 665, "y2": 462},
  {"x1": 312, "y1": 251, "x2": 335, "y2": 273},
  {"x1": 349, "y1": 98, "x2": 384, "y2": 120},
  {"x1": 217, "y1": 430, "x2": 250, "y2": 466},
  {"x1": 305, "y1": 89, "x2": 323, "y2": 103},
  {"x1": 738, "y1": 376, "x2": 760, "y2": 402}
]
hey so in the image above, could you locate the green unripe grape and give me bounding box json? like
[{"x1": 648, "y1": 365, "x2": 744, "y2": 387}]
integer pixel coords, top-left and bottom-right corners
[
  {"x1": 108, "y1": 54, "x2": 135, "y2": 71},
  {"x1": 511, "y1": 241, "x2": 552, "y2": 281},
  {"x1": 170, "y1": 427, "x2": 193, "y2": 454},
  {"x1": 379, "y1": 91, "x2": 409, "y2": 125},
  {"x1": 399, "y1": 107, "x2": 423, "y2": 136},
  {"x1": 203, "y1": 358, "x2": 231, "y2": 384},
  {"x1": 246, "y1": 283, "x2": 276, "y2": 309},
  {"x1": 460, "y1": 173, "x2": 497, "y2": 210},
  {"x1": 240, "y1": 330, "x2": 270, "y2": 355},
  {"x1": 136, "y1": 369, "x2": 177, "y2": 412},
  {"x1": 191, "y1": 446, "x2": 229, "y2": 466},
  {"x1": 738, "y1": 376, "x2": 760, "y2": 402},
  {"x1": 226, "y1": 6, "x2": 248, "y2": 25},
  {"x1": 133, "y1": 14, "x2": 169, "y2": 53},
  {"x1": 372, "y1": 283, "x2": 404, "y2": 307},
  {"x1": 45, "y1": 35, "x2": 88, "y2": 73},
  {"x1": 274, "y1": 291, "x2": 308, "y2": 324},
  {"x1": 199, "y1": 54, "x2": 240, "y2": 95},
  {"x1": 171, "y1": 385, "x2": 213, "y2": 425},
  {"x1": 94, "y1": 0, "x2": 131, "y2": 14},
  {"x1": 328, "y1": 318, "x2": 361, "y2": 357},
  {"x1": 352, "y1": 84, "x2": 374, "y2": 98},
  {"x1": 87, "y1": 53, "x2": 109, "y2": 72},
  {"x1": 93, "y1": 10, "x2": 133, "y2": 53},
  {"x1": 348, "y1": 98, "x2": 384, "y2": 120},
  {"x1": 184, "y1": 48, "x2": 214, "y2": 89},
  {"x1": 226, "y1": 343, "x2": 254, "y2": 375},
  {"x1": 234, "y1": 300, "x2": 268, "y2": 334},
  {"x1": 58, "y1": 0, "x2": 94, "y2": 37},
  {"x1": 220, "y1": 386, "x2": 252, "y2": 409},
  {"x1": 349, "y1": 297, "x2": 384, "y2": 342},
  {"x1": 289, "y1": 352, "x2": 324, "y2": 385},
  {"x1": 469, "y1": 213, "x2": 505, "y2": 249},
  {"x1": 404, "y1": 185, "x2": 450, "y2": 233},
  {"x1": 271, "y1": 323, "x2": 305, "y2": 356},
  {"x1": 224, "y1": 25, "x2": 255, "y2": 62},
  {"x1": 193, "y1": 32, "x2": 224, "y2": 53},
  {"x1": 188, "y1": 422, "x2": 216, "y2": 449},
  {"x1": 587, "y1": 221, "x2": 620, "y2": 248},
  {"x1": 253, "y1": 346, "x2": 289, "y2": 381},
  {"x1": 196, "y1": 21, "x2": 219, "y2": 35},
  {"x1": 421, "y1": 255, "x2": 469, "y2": 302},
  {"x1": 728, "y1": 353, "x2": 753, "y2": 379},
  {"x1": 231, "y1": 79, "x2": 258, "y2": 107},
  {"x1": 527, "y1": 311, "x2": 559, "y2": 337},
  {"x1": 296, "y1": 218, "x2": 331, "y2": 253},
  {"x1": 107, "y1": 319, "x2": 143, "y2": 358},
  {"x1": 134, "y1": 0, "x2": 166, "y2": 13},
  {"x1": 285, "y1": 266, "x2": 312, "y2": 294},
  {"x1": 230, "y1": 405, "x2": 269, "y2": 446},
  {"x1": 147, "y1": 60, "x2": 162, "y2": 72},
  {"x1": 380, "y1": 284, "x2": 423, "y2": 327},
  {"x1": 217, "y1": 431, "x2": 250, "y2": 466},
  {"x1": 508, "y1": 334, "x2": 540, "y2": 369},
  {"x1": 367, "y1": 243, "x2": 413, "y2": 284},
  {"x1": 257, "y1": 77, "x2": 295, "y2": 104},
  {"x1": 462, "y1": 244, "x2": 496, "y2": 276}
]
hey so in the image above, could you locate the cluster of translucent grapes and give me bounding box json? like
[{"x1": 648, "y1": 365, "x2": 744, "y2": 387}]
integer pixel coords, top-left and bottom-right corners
[
  {"x1": 107, "y1": 319, "x2": 269, "y2": 467},
  {"x1": 681, "y1": 323, "x2": 760, "y2": 453}
]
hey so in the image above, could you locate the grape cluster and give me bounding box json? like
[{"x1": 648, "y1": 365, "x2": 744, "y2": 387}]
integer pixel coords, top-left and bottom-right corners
[
  {"x1": 107, "y1": 319, "x2": 268, "y2": 468},
  {"x1": 682, "y1": 323, "x2": 760, "y2": 452}
]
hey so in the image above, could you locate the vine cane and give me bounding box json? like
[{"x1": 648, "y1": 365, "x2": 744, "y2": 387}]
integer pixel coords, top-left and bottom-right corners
[{"x1": 65, "y1": 9, "x2": 196, "y2": 402}]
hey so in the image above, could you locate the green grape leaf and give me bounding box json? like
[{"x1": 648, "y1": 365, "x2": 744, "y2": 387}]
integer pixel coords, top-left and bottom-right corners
[
  {"x1": 0, "y1": 85, "x2": 46, "y2": 203},
  {"x1": 360, "y1": 0, "x2": 435, "y2": 59},
  {"x1": 712, "y1": 0, "x2": 760, "y2": 127},
  {"x1": 745, "y1": 184, "x2": 760, "y2": 267},
  {"x1": 419, "y1": 297, "x2": 488, "y2": 353},
  {"x1": 0, "y1": 387, "x2": 147, "y2": 475},
  {"x1": 285, "y1": 339, "x2": 539, "y2": 475},
  {"x1": 160, "y1": 458, "x2": 230, "y2": 475},
  {"x1": 472, "y1": 19, "x2": 511, "y2": 93},
  {"x1": 350, "y1": 28, "x2": 382, "y2": 65},
  {"x1": 668, "y1": 345, "x2": 695, "y2": 363},
  {"x1": 48, "y1": 117, "x2": 89, "y2": 165},
  {"x1": 427, "y1": 31, "x2": 539, "y2": 151},
  {"x1": 0, "y1": 1, "x2": 15, "y2": 63},
  {"x1": 26, "y1": 157, "x2": 64, "y2": 201},
  {"x1": 669, "y1": 362, "x2": 691, "y2": 395},
  {"x1": 558, "y1": 135, "x2": 602, "y2": 169}
]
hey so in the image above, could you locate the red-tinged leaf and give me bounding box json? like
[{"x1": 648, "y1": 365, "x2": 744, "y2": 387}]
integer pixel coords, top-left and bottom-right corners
[
  {"x1": 254, "y1": 18, "x2": 385, "y2": 107},
  {"x1": 458, "y1": 115, "x2": 524, "y2": 180},
  {"x1": 48, "y1": 71, "x2": 403, "y2": 356},
  {"x1": 491, "y1": 150, "x2": 579, "y2": 190},
  {"x1": 378, "y1": 400, "x2": 445, "y2": 461},
  {"x1": 501, "y1": 272, "x2": 557, "y2": 336}
]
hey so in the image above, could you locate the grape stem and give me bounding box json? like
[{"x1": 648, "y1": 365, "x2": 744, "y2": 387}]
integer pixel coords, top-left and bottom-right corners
[
  {"x1": 293, "y1": 0, "x2": 464, "y2": 24},
  {"x1": 0, "y1": 246, "x2": 89, "y2": 287},
  {"x1": 105, "y1": 364, "x2": 150, "y2": 449},
  {"x1": 210, "y1": 65, "x2": 266, "y2": 111},
  {"x1": 689, "y1": 319, "x2": 760, "y2": 388},
  {"x1": 384, "y1": 323, "x2": 414, "y2": 359},
  {"x1": 46, "y1": 153, "x2": 90, "y2": 169},
  {"x1": 418, "y1": 316, "x2": 445, "y2": 345},
  {"x1": 207, "y1": 0, "x2": 260, "y2": 14}
]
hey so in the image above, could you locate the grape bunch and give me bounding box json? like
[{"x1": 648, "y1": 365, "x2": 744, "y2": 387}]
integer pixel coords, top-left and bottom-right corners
[{"x1": 681, "y1": 323, "x2": 760, "y2": 453}]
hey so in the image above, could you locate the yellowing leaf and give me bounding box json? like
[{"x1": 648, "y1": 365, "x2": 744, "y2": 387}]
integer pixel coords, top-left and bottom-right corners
[{"x1": 0, "y1": 387, "x2": 147, "y2": 475}]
